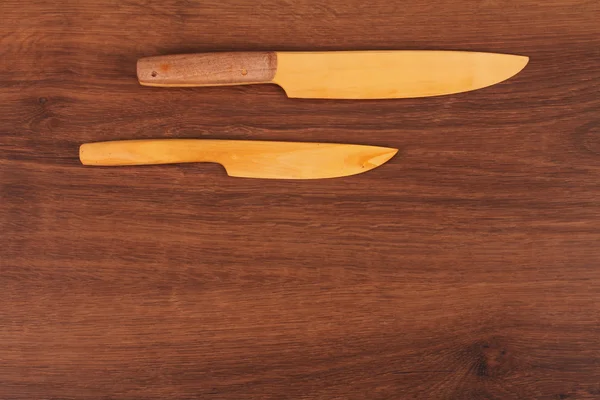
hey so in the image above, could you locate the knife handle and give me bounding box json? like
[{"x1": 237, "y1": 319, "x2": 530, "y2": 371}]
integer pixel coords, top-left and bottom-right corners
[
  {"x1": 137, "y1": 52, "x2": 277, "y2": 87},
  {"x1": 80, "y1": 139, "x2": 226, "y2": 166}
]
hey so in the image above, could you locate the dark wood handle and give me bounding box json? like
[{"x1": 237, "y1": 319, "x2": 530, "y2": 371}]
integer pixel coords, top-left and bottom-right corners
[{"x1": 137, "y1": 52, "x2": 278, "y2": 87}]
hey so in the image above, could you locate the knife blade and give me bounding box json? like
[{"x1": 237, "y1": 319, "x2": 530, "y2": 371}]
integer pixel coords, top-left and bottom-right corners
[
  {"x1": 79, "y1": 139, "x2": 398, "y2": 179},
  {"x1": 137, "y1": 51, "x2": 528, "y2": 99}
]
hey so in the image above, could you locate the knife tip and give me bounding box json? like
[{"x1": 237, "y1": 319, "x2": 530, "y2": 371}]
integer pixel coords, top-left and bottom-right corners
[{"x1": 366, "y1": 147, "x2": 398, "y2": 169}]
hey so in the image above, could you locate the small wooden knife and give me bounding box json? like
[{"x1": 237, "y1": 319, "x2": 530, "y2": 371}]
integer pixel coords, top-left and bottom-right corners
[
  {"x1": 137, "y1": 50, "x2": 528, "y2": 99},
  {"x1": 79, "y1": 139, "x2": 398, "y2": 179}
]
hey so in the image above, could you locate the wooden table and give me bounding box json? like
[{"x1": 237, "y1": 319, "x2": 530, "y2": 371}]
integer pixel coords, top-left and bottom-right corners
[{"x1": 1, "y1": 1, "x2": 599, "y2": 398}]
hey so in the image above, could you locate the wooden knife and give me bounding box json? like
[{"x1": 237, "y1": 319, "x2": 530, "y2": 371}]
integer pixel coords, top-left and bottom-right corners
[
  {"x1": 137, "y1": 50, "x2": 528, "y2": 99},
  {"x1": 79, "y1": 139, "x2": 398, "y2": 179}
]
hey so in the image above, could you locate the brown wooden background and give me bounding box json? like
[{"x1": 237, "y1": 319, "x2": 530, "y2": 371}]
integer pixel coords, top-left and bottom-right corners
[{"x1": 1, "y1": 0, "x2": 599, "y2": 398}]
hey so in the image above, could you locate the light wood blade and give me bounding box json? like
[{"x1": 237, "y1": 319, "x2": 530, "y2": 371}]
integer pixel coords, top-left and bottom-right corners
[
  {"x1": 80, "y1": 140, "x2": 398, "y2": 179},
  {"x1": 273, "y1": 51, "x2": 529, "y2": 99}
]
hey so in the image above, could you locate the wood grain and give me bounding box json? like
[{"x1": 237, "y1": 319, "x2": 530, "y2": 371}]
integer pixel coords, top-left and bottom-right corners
[
  {"x1": 137, "y1": 52, "x2": 277, "y2": 87},
  {"x1": 79, "y1": 139, "x2": 397, "y2": 179},
  {"x1": 137, "y1": 51, "x2": 529, "y2": 99},
  {"x1": 272, "y1": 51, "x2": 529, "y2": 99},
  {"x1": 1, "y1": 0, "x2": 599, "y2": 399}
]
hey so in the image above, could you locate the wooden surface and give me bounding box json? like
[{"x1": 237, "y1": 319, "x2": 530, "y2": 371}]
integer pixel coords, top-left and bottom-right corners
[
  {"x1": 79, "y1": 139, "x2": 397, "y2": 179},
  {"x1": 138, "y1": 50, "x2": 529, "y2": 99},
  {"x1": 1, "y1": 0, "x2": 599, "y2": 398},
  {"x1": 137, "y1": 52, "x2": 277, "y2": 87},
  {"x1": 272, "y1": 51, "x2": 528, "y2": 99}
]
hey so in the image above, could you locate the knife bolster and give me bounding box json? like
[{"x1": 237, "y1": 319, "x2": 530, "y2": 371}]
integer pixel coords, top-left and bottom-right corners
[{"x1": 137, "y1": 52, "x2": 277, "y2": 87}]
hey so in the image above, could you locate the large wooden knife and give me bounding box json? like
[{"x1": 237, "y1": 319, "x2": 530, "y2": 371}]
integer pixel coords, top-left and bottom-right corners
[
  {"x1": 137, "y1": 51, "x2": 528, "y2": 99},
  {"x1": 79, "y1": 139, "x2": 397, "y2": 179}
]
